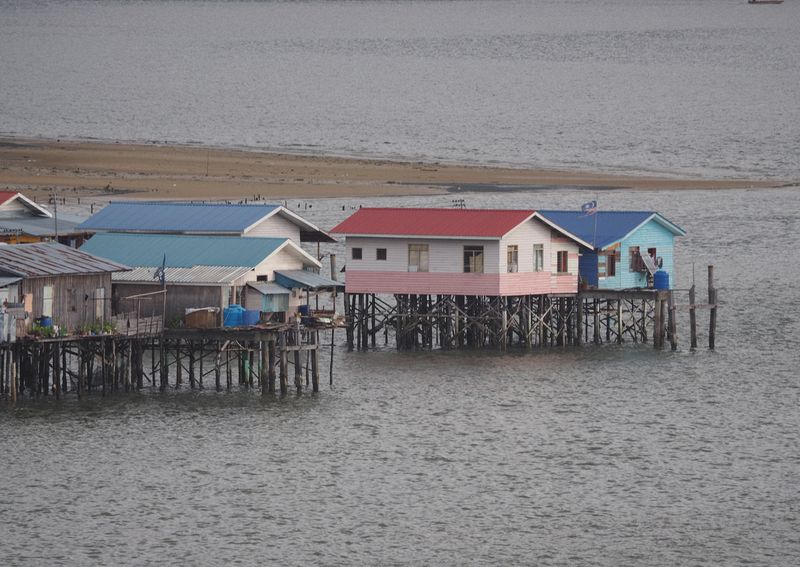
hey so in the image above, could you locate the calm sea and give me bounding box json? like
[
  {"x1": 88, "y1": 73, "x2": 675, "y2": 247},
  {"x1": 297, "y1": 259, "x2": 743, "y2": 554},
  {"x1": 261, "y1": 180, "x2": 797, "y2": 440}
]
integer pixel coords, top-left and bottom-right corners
[
  {"x1": 0, "y1": 0, "x2": 799, "y2": 179},
  {"x1": 2, "y1": 186, "x2": 800, "y2": 566},
  {"x1": 1, "y1": 1, "x2": 800, "y2": 566}
]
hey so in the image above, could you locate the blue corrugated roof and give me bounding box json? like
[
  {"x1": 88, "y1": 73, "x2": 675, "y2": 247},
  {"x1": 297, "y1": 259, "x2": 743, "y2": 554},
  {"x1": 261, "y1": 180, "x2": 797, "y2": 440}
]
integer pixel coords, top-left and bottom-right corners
[
  {"x1": 80, "y1": 233, "x2": 288, "y2": 268},
  {"x1": 538, "y1": 211, "x2": 685, "y2": 249},
  {"x1": 75, "y1": 201, "x2": 281, "y2": 233}
]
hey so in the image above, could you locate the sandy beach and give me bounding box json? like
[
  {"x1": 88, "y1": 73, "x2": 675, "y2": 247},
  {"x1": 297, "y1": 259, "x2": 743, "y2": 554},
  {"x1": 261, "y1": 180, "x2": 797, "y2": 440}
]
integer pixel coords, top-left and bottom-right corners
[{"x1": 0, "y1": 137, "x2": 784, "y2": 206}]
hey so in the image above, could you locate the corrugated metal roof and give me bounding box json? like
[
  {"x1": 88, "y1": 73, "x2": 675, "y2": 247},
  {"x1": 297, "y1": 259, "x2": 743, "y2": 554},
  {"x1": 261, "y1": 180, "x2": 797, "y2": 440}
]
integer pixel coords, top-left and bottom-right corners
[
  {"x1": 0, "y1": 215, "x2": 84, "y2": 237},
  {"x1": 0, "y1": 191, "x2": 18, "y2": 205},
  {"x1": 0, "y1": 242, "x2": 130, "y2": 277},
  {"x1": 75, "y1": 200, "x2": 336, "y2": 242},
  {"x1": 330, "y1": 208, "x2": 536, "y2": 238},
  {"x1": 537, "y1": 211, "x2": 686, "y2": 249},
  {"x1": 247, "y1": 281, "x2": 291, "y2": 296},
  {"x1": 275, "y1": 270, "x2": 344, "y2": 290},
  {"x1": 0, "y1": 276, "x2": 22, "y2": 287},
  {"x1": 113, "y1": 265, "x2": 253, "y2": 285},
  {"x1": 81, "y1": 233, "x2": 290, "y2": 268},
  {"x1": 75, "y1": 201, "x2": 281, "y2": 233}
]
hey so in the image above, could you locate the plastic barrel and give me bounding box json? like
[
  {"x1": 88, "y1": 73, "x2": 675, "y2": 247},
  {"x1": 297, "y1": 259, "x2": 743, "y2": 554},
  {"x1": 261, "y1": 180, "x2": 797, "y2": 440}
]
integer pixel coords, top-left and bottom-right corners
[
  {"x1": 223, "y1": 304, "x2": 244, "y2": 327},
  {"x1": 38, "y1": 316, "x2": 53, "y2": 328},
  {"x1": 654, "y1": 270, "x2": 670, "y2": 290},
  {"x1": 242, "y1": 310, "x2": 260, "y2": 326},
  {"x1": 298, "y1": 305, "x2": 311, "y2": 316}
]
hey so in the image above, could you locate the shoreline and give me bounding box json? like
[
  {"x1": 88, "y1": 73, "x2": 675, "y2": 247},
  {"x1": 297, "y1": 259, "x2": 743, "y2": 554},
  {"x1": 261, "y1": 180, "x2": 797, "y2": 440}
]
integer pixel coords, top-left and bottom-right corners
[{"x1": 0, "y1": 136, "x2": 787, "y2": 204}]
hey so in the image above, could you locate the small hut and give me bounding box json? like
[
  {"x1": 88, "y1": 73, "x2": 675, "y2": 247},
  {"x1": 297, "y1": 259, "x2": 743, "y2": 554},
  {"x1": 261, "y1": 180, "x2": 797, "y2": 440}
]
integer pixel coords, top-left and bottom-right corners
[
  {"x1": 537, "y1": 211, "x2": 686, "y2": 289},
  {"x1": 0, "y1": 242, "x2": 130, "y2": 334}
]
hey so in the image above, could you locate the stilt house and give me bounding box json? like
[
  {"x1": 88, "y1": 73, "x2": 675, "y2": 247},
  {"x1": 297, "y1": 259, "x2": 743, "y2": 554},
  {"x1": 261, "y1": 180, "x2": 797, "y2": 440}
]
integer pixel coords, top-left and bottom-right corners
[
  {"x1": 75, "y1": 201, "x2": 334, "y2": 244},
  {"x1": 537, "y1": 210, "x2": 686, "y2": 289},
  {"x1": 0, "y1": 242, "x2": 130, "y2": 334},
  {"x1": 0, "y1": 191, "x2": 89, "y2": 246},
  {"x1": 330, "y1": 208, "x2": 591, "y2": 296},
  {"x1": 80, "y1": 233, "x2": 339, "y2": 322}
]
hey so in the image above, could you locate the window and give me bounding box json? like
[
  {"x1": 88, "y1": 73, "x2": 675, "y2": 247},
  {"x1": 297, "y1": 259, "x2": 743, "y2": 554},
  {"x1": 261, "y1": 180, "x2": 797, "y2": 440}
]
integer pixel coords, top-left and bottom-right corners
[
  {"x1": 408, "y1": 244, "x2": 429, "y2": 272},
  {"x1": 629, "y1": 246, "x2": 645, "y2": 272},
  {"x1": 376, "y1": 248, "x2": 387, "y2": 261},
  {"x1": 95, "y1": 287, "x2": 105, "y2": 321},
  {"x1": 607, "y1": 251, "x2": 617, "y2": 277},
  {"x1": 533, "y1": 244, "x2": 544, "y2": 272},
  {"x1": 556, "y1": 251, "x2": 569, "y2": 274},
  {"x1": 507, "y1": 245, "x2": 518, "y2": 272},
  {"x1": 464, "y1": 246, "x2": 484, "y2": 273},
  {"x1": 351, "y1": 247, "x2": 362, "y2": 260},
  {"x1": 42, "y1": 285, "x2": 53, "y2": 317},
  {"x1": 256, "y1": 275, "x2": 268, "y2": 282}
]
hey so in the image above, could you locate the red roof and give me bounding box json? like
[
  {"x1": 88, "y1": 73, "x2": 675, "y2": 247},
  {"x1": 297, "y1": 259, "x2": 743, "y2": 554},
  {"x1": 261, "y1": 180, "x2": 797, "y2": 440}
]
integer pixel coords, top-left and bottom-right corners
[
  {"x1": 330, "y1": 208, "x2": 536, "y2": 238},
  {"x1": 0, "y1": 191, "x2": 18, "y2": 205}
]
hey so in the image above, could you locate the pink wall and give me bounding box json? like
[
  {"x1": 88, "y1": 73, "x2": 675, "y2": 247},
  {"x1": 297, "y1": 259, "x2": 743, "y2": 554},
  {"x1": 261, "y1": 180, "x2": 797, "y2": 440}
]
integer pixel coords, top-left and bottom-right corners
[{"x1": 345, "y1": 270, "x2": 577, "y2": 296}]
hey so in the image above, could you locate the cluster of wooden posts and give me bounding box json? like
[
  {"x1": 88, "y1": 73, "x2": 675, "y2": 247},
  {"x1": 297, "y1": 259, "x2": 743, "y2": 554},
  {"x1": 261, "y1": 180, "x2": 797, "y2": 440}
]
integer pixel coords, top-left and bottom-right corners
[
  {"x1": 0, "y1": 323, "x2": 334, "y2": 402},
  {"x1": 344, "y1": 266, "x2": 719, "y2": 352}
]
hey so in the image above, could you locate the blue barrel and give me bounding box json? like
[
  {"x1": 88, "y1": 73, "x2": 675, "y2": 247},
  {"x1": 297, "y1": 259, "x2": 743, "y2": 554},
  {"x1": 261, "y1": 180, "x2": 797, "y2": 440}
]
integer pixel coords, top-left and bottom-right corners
[
  {"x1": 242, "y1": 309, "x2": 260, "y2": 326},
  {"x1": 223, "y1": 304, "x2": 244, "y2": 327},
  {"x1": 298, "y1": 305, "x2": 311, "y2": 316},
  {"x1": 654, "y1": 270, "x2": 670, "y2": 290},
  {"x1": 37, "y1": 316, "x2": 53, "y2": 328}
]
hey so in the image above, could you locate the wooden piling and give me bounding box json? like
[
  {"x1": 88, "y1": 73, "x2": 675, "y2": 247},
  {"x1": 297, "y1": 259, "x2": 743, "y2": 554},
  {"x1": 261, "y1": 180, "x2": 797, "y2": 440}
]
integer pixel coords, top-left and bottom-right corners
[
  {"x1": 689, "y1": 284, "x2": 698, "y2": 349},
  {"x1": 708, "y1": 265, "x2": 717, "y2": 350},
  {"x1": 668, "y1": 291, "x2": 678, "y2": 351}
]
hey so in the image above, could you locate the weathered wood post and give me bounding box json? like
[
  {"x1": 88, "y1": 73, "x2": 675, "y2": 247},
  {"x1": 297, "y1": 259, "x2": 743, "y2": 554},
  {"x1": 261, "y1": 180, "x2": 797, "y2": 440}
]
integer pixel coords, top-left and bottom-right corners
[
  {"x1": 653, "y1": 295, "x2": 663, "y2": 349},
  {"x1": 311, "y1": 331, "x2": 320, "y2": 393},
  {"x1": 689, "y1": 284, "x2": 698, "y2": 349},
  {"x1": 668, "y1": 291, "x2": 678, "y2": 351},
  {"x1": 268, "y1": 339, "x2": 277, "y2": 393},
  {"x1": 708, "y1": 265, "x2": 716, "y2": 350},
  {"x1": 260, "y1": 340, "x2": 269, "y2": 395},
  {"x1": 53, "y1": 343, "x2": 61, "y2": 400},
  {"x1": 279, "y1": 332, "x2": 288, "y2": 395}
]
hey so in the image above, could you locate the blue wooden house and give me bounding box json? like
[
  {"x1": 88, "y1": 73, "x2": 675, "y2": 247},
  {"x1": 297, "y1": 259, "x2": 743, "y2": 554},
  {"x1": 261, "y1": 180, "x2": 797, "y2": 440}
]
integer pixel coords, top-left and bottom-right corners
[{"x1": 538, "y1": 211, "x2": 686, "y2": 290}]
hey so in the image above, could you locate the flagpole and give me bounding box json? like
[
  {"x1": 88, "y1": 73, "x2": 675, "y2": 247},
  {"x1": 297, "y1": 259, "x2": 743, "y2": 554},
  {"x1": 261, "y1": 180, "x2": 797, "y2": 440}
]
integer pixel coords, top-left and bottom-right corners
[{"x1": 592, "y1": 194, "x2": 598, "y2": 248}]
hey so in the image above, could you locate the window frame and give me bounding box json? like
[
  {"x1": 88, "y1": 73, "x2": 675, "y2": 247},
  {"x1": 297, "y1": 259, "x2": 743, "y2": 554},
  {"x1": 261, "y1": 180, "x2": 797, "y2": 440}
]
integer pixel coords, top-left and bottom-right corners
[
  {"x1": 533, "y1": 244, "x2": 544, "y2": 272},
  {"x1": 95, "y1": 287, "x2": 105, "y2": 321},
  {"x1": 556, "y1": 250, "x2": 569, "y2": 274},
  {"x1": 463, "y1": 245, "x2": 485, "y2": 274},
  {"x1": 376, "y1": 248, "x2": 387, "y2": 261},
  {"x1": 407, "y1": 243, "x2": 429, "y2": 272},
  {"x1": 506, "y1": 245, "x2": 519, "y2": 273},
  {"x1": 42, "y1": 285, "x2": 54, "y2": 318},
  {"x1": 351, "y1": 247, "x2": 363, "y2": 260}
]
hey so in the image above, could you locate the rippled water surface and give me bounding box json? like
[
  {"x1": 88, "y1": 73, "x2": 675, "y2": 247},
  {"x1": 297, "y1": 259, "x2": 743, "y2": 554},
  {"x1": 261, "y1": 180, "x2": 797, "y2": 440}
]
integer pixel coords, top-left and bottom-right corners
[
  {"x1": 1, "y1": 0, "x2": 799, "y2": 178},
  {"x1": 3, "y1": 187, "x2": 800, "y2": 566}
]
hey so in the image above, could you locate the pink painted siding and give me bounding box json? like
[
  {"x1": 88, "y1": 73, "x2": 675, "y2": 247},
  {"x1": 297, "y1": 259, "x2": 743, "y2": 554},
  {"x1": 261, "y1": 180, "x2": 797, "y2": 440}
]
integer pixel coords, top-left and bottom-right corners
[{"x1": 346, "y1": 270, "x2": 578, "y2": 296}]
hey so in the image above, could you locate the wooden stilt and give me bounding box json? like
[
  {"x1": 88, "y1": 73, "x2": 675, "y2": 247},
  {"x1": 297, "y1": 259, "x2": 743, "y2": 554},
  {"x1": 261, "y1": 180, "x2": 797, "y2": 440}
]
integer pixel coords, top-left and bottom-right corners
[
  {"x1": 708, "y1": 265, "x2": 717, "y2": 350},
  {"x1": 668, "y1": 291, "x2": 678, "y2": 351},
  {"x1": 689, "y1": 285, "x2": 697, "y2": 349}
]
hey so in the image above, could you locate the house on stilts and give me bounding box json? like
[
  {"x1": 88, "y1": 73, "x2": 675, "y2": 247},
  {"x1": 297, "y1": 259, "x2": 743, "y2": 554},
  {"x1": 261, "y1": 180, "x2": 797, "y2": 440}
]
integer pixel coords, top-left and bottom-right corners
[
  {"x1": 537, "y1": 210, "x2": 686, "y2": 290},
  {"x1": 330, "y1": 207, "x2": 593, "y2": 350}
]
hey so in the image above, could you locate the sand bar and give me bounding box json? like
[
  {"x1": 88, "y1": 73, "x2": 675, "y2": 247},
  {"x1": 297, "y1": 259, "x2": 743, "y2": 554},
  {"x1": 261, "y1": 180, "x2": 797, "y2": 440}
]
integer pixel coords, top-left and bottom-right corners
[{"x1": 0, "y1": 137, "x2": 784, "y2": 203}]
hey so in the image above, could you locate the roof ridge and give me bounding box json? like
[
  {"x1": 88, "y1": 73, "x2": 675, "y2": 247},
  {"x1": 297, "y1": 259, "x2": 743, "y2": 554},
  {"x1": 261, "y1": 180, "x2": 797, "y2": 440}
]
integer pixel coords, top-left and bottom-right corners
[
  {"x1": 107, "y1": 200, "x2": 280, "y2": 207},
  {"x1": 353, "y1": 207, "x2": 536, "y2": 212}
]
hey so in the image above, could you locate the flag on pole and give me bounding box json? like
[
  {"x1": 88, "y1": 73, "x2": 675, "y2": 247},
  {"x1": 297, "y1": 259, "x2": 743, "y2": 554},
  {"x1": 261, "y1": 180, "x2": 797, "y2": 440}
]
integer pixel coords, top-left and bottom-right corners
[
  {"x1": 581, "y1": 200, "x2": 597, "y2": 216},
  {"x1": 153, "y1": 253, "x2": 166, "y2": 285}
]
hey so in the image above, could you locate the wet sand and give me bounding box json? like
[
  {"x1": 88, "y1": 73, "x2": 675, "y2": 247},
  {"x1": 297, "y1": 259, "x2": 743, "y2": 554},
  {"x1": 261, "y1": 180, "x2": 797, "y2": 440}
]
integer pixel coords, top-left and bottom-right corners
[{"x1": 0, "y1": 137, "x2": 783, "y2": 204}]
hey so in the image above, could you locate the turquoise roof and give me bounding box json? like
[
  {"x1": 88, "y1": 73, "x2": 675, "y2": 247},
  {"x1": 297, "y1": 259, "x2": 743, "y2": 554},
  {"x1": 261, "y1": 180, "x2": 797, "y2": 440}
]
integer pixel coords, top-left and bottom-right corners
[{"x1": 80, "y1": 233, "x2": 289, "y2": 268}]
